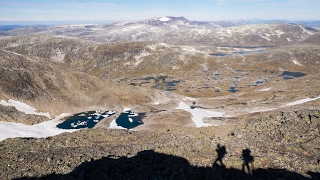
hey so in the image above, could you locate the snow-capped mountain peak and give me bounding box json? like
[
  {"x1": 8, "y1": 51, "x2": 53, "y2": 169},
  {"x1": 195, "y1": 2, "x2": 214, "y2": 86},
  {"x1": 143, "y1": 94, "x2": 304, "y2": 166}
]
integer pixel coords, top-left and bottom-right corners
[
  {"x1": 141, "y1": 16, "x2": 190, "y2": 27},
  {"x1": 159, "y1": 17, "x2": 171, "y2": 22}
]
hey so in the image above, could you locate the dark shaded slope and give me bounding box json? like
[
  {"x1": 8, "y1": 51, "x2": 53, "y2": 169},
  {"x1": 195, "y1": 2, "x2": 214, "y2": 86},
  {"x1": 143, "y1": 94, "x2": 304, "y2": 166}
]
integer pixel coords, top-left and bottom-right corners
[{"x1": 15, "y1": 150, "x2": 318, "y2": 180}]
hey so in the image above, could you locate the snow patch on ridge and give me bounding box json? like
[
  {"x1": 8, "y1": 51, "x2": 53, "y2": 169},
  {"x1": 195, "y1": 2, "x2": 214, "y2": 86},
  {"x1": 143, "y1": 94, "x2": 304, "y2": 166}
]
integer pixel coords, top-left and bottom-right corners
[
  {"x1": 0, "y1": 99, "x2": 50, "y2": 118},
  {"x1": 159, "y1": 17, "x2": 170, "y2": 22}
]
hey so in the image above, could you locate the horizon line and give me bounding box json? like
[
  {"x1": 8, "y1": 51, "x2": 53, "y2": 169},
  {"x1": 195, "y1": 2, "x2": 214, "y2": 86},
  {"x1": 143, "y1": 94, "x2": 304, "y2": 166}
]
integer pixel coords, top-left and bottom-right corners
[{"x1": 0, "y1": 18, "x2": 320, "y2": 26}]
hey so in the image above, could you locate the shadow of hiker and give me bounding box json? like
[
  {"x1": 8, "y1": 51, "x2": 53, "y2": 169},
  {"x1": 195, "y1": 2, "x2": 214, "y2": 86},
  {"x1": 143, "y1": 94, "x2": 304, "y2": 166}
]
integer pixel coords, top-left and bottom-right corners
[
  {"x1": 13, "y1": 150, "x2": 319, "y2": 180},
  {"x1": 213, "y1": 144, "x2": 227, "y2": 167},
  {"x1": 242, "y1": 148, "x2": 254, "y2": 175}
]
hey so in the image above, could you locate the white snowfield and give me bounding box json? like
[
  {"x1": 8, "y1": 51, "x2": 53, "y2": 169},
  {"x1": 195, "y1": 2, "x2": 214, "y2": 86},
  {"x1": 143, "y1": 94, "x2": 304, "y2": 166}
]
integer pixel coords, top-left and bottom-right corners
[
  {"x1": 123, "y1": 107, "x2": 131, "y2": 112},
  {"x1": 175, "y1": 101, "x2": 224, "y2": 127},
  {"x1": 285, "y1": 96, "x2": 320, "y2": 106},
  {"x1": 259, "y1": 87, "x2": 271, "y2": 91},
  {"x1": 0, "y1": 113, "x2": 76, "y2": 141},
  {"x1": 0, "y1": 99, "x2": 51, "y2": 118}
]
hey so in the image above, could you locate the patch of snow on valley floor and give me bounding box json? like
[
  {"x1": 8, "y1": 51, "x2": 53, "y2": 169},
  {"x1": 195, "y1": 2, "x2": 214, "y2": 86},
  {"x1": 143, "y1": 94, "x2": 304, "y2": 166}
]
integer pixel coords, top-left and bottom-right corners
[
  {"x1": 175, "y1": 101, "x2": 224, "y2": 127},
  {"x1": 109, "y1": 119, "x2": 127, "y2": 129},
  {"x1": 293, "y1": 59, "x2": 303, "y2": 66},
  {"x1": 109, "y1": 108, "x2": 133, "y2": 129},
  {"x1": 0, "y1": 99, "x2": 50, "y2": 118},
  {"x1": 285, "y1": 96, "x2": 320, "y2": 106},
  {"x1": 259, "y1": 87, "x2": 271, "y2": 91},
  {"x1": 183, "y1": 97, "x2": 197, "y2": 101},
  {"x1": 0, "y1": 113, "x2": 75, "y2": 141}
]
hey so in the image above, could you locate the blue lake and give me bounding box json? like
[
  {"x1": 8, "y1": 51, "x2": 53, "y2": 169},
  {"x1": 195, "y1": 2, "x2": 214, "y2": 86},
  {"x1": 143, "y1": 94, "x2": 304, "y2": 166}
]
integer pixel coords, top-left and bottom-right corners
[
  {"x1": 57, "y1": 110, "x2": 116, "y2": 129},
  {"x1": 115, "y1": 111, "x2": 144, "y2": 129}
]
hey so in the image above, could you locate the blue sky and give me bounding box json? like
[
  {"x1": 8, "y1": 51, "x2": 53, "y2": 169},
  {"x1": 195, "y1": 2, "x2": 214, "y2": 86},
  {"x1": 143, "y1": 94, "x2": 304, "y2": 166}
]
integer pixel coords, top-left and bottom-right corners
[{"x1": 0, "y1": 0, "x2": 319, "y2": 21}]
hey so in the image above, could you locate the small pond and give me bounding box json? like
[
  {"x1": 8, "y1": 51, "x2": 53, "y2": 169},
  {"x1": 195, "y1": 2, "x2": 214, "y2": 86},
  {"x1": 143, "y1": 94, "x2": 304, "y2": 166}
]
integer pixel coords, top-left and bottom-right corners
[
  {"x1": 115, "y1": 110, "x2": 144, "y2": 129},
  {"x1": 57, "y1": 110, "x2": 116, "y2": 129},
  {"x1": 144, "y1": 75, "x2": 168, "y2": 82},
  {"x1": 210, "y1": 49, "x2": 266, "y2": 57},
  {"x1": 248, "y1": 79, "x2": 268, "y2": 87},
  {"x1": 229, "y1": 87, "x2": 239, "y2": 93},
  {"x1": 152, "y1": 80, "x2": 180, "y2": 91},
  {"x1": 203, "y1": 84, "x2": 210, "y2": 89},
  {"x1": 280, "y1": 71, "x2": 307, "y2": 80},
  {"x1": 129, "y1": 76, "x2": 180, "y2": 91}
]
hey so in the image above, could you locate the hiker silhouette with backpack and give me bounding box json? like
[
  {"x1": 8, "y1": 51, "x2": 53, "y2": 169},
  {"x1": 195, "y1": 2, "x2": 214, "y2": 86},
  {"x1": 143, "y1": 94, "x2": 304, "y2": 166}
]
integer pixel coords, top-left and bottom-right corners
[
  {"x1": 213, "y1": 144, "x2": 227, "y2": 167},
  {"x1": 242, "y1": 148, "x2": 254, "y2": 175}
]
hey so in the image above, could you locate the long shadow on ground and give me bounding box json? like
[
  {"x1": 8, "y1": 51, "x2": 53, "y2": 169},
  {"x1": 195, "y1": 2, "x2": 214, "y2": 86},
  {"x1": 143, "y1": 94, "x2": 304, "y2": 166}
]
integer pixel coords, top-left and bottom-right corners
[{"x1": 15, "y1": 150, "x2": 319, "y2": 180}]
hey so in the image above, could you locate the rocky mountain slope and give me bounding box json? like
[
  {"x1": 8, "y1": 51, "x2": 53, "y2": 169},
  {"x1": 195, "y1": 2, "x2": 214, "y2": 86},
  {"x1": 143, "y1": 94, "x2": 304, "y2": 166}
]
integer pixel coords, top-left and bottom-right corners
[
  {"x1": 0, "y1": 110, "x2": 319, "y2": 179},
  {"x1": 0, "y1": 39, "x2": 167, "y2": 124}
]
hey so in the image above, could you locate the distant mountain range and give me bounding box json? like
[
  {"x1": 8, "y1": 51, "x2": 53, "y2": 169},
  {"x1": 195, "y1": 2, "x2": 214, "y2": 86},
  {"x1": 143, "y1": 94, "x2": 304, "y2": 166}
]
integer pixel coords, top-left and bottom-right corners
[
  {"x1": 1, "y1": 16, "x2": 319, "y2": 47},
  {"x1": 141, "y1": 16, "x2": 220, "y2": 28},
  {"x1": 0, "y1": 17, "x2": 320, "y2": 29}
]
